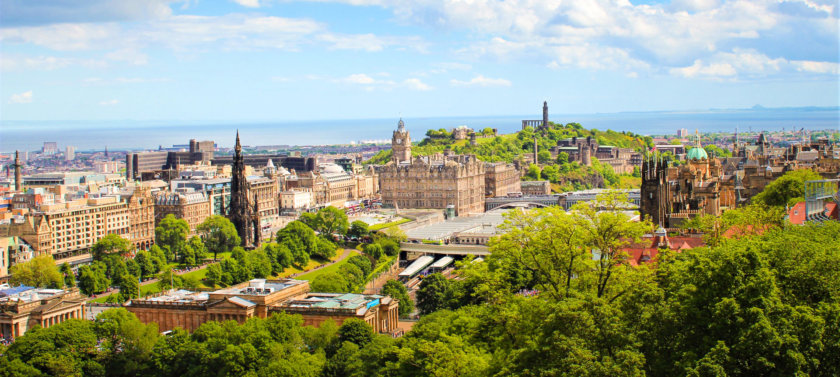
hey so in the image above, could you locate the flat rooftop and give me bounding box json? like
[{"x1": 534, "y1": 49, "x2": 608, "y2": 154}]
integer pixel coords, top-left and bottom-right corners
[
  {"x1": 0, "y1": 285, "x2": 66, "y2": 303},
  {"x1": 405, "y1": 209, "x2": 509, "y2": 241},
  {"x1": 145, "y1": 289, "x2": 209, "y2": 303},
  {"x1": 213, "y1": 279, "x2": 308, "y2": 296},
  {"x1": 281, "y1": 293, "x2": 384, "y2": 313}
]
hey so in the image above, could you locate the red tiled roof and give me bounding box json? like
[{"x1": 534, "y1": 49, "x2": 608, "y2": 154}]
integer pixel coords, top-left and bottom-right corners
[{"x1": 621, "y1": 235, "x2": 705, "y2": 266}]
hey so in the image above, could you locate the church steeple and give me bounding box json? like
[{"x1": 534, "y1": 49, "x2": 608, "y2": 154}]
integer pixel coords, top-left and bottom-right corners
[{"x1": 229, "y1": 131, "x2": 254, "y2": 247}]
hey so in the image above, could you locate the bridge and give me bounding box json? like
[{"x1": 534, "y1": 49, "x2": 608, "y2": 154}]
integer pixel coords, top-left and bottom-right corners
[{"x1": 400, "y1": 242, "x2": 490, "y2": 258}]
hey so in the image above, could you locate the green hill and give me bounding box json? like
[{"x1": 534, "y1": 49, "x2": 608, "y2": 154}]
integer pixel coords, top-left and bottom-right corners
[{"x1": 366, "y1": 122, "x2": 650, "y2": 191}]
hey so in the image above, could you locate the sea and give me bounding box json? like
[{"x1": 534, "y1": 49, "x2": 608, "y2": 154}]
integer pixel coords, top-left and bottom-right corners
[{"x1": 1, "y1": 107, "x2": 838, "y2": 152}]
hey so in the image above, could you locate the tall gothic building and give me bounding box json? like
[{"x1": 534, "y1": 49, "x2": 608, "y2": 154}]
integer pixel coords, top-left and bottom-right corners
[
  {"x1": 392, "y1": 119, "x2": 411, "y2": 164},
  {"x1": 228, "y1": 131, "x2": 258, "y2": 247}
]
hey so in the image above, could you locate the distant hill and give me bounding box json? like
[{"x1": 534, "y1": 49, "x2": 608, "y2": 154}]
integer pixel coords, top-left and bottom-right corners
[{"x1": 367, "y1": 122, "x2": 649, "y2": 191}]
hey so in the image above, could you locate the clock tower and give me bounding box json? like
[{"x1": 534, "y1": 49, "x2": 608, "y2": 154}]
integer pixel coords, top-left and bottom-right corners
[{"x1": 392, "y1": 118, "x2": 411, "y2": 163}]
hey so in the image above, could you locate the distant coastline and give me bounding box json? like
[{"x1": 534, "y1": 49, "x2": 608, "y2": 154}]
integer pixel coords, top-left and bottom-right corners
[{"x1": 2, "y1": 106, "x2": 838, "y2": 152}]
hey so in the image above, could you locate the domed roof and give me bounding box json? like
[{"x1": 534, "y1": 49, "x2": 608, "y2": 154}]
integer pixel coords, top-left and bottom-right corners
[
  {"x1": 687, "y1": 146, "x2": 708, "y2": 161},
  {"x1": 322, "y1": 163, "x2": 344, "y2": 174},
  {"x1": 397, "y1": 118, "x2": 405, "y2": 132}
]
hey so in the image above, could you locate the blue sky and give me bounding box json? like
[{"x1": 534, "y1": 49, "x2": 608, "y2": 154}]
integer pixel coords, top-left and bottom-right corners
[{"x1": 1, "y1": 0, "x2": 837, "y2": 121}]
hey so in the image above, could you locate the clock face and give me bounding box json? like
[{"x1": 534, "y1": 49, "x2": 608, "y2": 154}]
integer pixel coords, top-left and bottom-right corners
[{"x1": 396, "y1": 138, "x2": 402, "y2": 144}]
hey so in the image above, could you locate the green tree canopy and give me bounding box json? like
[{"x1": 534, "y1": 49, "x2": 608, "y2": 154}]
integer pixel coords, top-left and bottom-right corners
[
  {"x1": 752, "y1": 169, "x2": 823, "y2": 207},
  {"x1": 155, "y1": 215, "x2": 189, "y2": 262},
  {"x1": 92, "y1": 233, "x2": 133, "y2": 261},
  {"x1": 9, "y1": 255, "x2": 64, "y2": 289},
  {"x1": 197, "y1": 215, "x2": 241, "y2": 260}
]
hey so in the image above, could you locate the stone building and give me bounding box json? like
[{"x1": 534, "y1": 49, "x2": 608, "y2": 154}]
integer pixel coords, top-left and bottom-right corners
[
  {"x1": 283, "y1": 164, "x2": 378, "y2": 209},
  {"x1": 0, "y1": 286, "x2": 87, "y2": 339},
  {"x1": 0, "y1": 185, "x2": 155, "y2": 260},
  {"x1": 154, "y1": 190, "x2": 211, "y2": 236},
  {"x1": 0, "y1": 237, "x2": 35, "y2": 281},
  {"x1": 520, "y1": 180, "x2": 551, "y2": 196},
  {"x1": 126, "y1": 279, "x2": 399, "y2": 334},
  {"x1": 551, "y1": 136, "x2": 642, "y2": 174},
  {"x1": 484, "y1": 162, "x2": 521, "y2": 197},
  {"x1": 126, "y1": 139, "x2": 215, "y2": 181},
  {"x1": 380, "y1": 120, "x2": 487, "y2": 216},
  {"x1": 247, "y1": 175, "x2": 279, "y2": 236},
  {"x1": 380, "y1": 154, "x2": 486, "y2": 216},
  {"x1": 271, "y1": 293, "x2": 398, "y2": 334},
  {"x1": 451, "y1": 126, "x2": 473, "y2": 140},
  {"x1": 279, "y1": 190, "x2": 314, "y2": 215}
]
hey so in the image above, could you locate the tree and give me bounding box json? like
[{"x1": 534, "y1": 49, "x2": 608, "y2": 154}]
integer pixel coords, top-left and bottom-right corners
[
  {"x1": 184, "y1": 236, "x2": 207, "y2": 266},
  {"x1": 381, "y1": 226, "x2": 407, "y2": 242},
  {"x1": 379, "y1": 238, "x2": 400, "y2": 257},
  {"x1": 557, "y1": 151, "x2": 569, "y2": 164},
  {"x1": 197, "y1": 215, "x2": 241, "y2": 260},
  {"x1": 157, "y1": 267, "x2": 182, "y2": 292},
  {"x1": 348, "y1": 221, "x2": 369, "y2": 239},
  {"x1": 134, "y1": 250, "x2": 157, "y2": 279},
  {"x1": 311, "y1": 273, "x2": 349, "y2": 293},
  {"x1": 416, "y1": 273, "x2": 451, "y2": 314},
  {"x1": 491, "y1": 207, "x2": 590, "y2": 301},
  {"x1": 92, "y1": 233, "x2": 132, "y2": 260},
  {"x1": 155, "y1": 215, "x2": 189, "y2": 262},
  {"x1": 538, "y1": 150, "x2": 552, "y2": 164},
  {"x1": 93, "y1": 308, "x2": 159, "y2": 377},
  {"x1": 573, "y1": 191, "x2": 650, "y2": 299},
  {"x1": 103, "y1": 255, "x2": 129, "y2": 286},
  {"x1": 263, "y1": 242, "x2": 293, "y2": 275},
  {"x1": 347, "y1": 255, "x2": 373, "y2": 277},
  {"x1": 276, "y1": 221, "x2": 317, "y2": 266},
  {"x1": 59, "y1": 262, "x2": 75, "y2": 288},
  {"x1": 381, "y1": 279, "x2": 414, "y2": 317},
  {"x1": 313, "y1": 237, "x2": 338, "y2": 259},
  {"x1": 119, "y1": 274, "x2": 140, "y2": 301},
  {"x1": 363, "y1": 243, "x2": 383, "y2": 261},
  {"x1": 10, "y1": 255, "x2": 64, "y2": 288},
  {"x1": 525, "y1": 164, "x2": 541, "y2": 180},
  {"x1": 317, "y1": 207, "x2": 349, "y2": 236},
  {"x1": 752, "y1": 169, "x2": 823, "y2": 207},
  {"x1": 78, "y1": 262, "x2": 110, "y2": 295},
  {"x1": 205, "y1": 263, "x2": 223, "y2": 288},
  {"x1": 299, "y1": 212, "x2": 320, "y2": 230},
  {"x1": 337, "y1": 318, "x2": 373, "y2": 347}
]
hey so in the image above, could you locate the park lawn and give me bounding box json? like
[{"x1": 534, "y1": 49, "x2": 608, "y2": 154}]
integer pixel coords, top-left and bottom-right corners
[
  {"x1": 369, "y1": 218, "x2": 411, "y2": 231},
  {"x1": 275, "y1": 248, "x2": 350, "y2": 278},
  {"x1": 295, "y1": 249, "x2": 361, "y2": 281}
]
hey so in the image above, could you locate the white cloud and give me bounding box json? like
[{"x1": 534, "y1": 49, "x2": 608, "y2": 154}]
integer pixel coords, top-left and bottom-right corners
[
  {"x1": 403, "y1": 78, "x2": 433, "y2": 91},
  {"x1": 450, "y1": 75, "x2": 511, "y2": 87},
  {"x1": 306, "y1": 0, "x2": 838, "y2": 80},
  {"x1": 232, "y1": 0, "x2": 261, "y2": 7},
  {"x1": 792, "y1": 60, "x2": 839, "y2": 74},
  {"x1": 340, "y1": 73, "x2": 380, "y2": 85},
  {"x1": 0, "y1": 55, "x2": 108, "y2": 71},
  {"x1": 105, "y1": 48, "x2": 149, "y2": 65},
  {"x1": 83, "y1": 77, "x2": 169, "y2": 84},
  {"x1": 9, "y1": 91, "x2": 33, "y2": 104},
  {"x1": 669, "y1": 49, "x2": 837, "y2": 79},
  {"x1": 0, "y1": 0, "x2": 174, "y2": 26},
  {"x1": 333, "y1": 73, "x2": 433, "y2": 91},
  {"x1": 0, "y1": 13, "x2": 427, "y2": 57},
  {"x1": 99, "y1": 99, "x2": 120, "y2": 106}
]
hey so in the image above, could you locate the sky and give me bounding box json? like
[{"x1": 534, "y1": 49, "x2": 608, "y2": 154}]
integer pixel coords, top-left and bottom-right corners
[{"x1": 1, "y1": 0, "x2": 838, "y2": 122}]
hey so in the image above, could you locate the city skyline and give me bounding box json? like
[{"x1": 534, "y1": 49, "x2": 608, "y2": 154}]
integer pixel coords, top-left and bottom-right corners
[{"x1": 1, "y1": 0, "x2": 838, "y2": 122}]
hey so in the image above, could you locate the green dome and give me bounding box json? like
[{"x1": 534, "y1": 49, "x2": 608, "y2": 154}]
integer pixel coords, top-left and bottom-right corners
[{"x1": 687, "y1": 146, "x2": 708, "y2": 160}]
